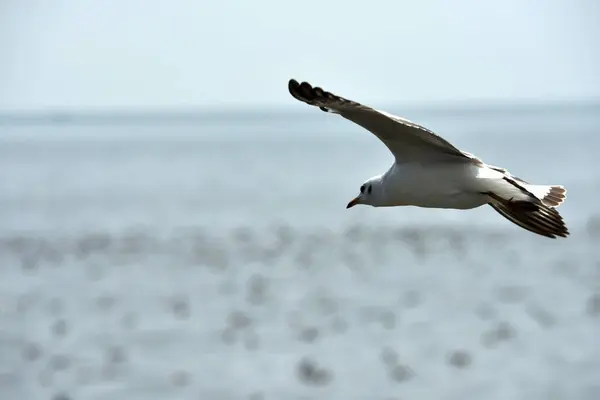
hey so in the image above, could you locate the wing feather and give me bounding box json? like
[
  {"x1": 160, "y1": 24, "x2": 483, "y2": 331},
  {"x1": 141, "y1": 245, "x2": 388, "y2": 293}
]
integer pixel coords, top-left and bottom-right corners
[{"x1": 288, "y1": 79, "x2": 472, "y2": 163}]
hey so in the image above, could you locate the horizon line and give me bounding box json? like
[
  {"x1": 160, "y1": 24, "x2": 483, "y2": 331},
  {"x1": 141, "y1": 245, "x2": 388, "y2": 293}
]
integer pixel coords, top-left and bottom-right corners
[{"x1": 0, "y1": 97, "x2": 599, "y2": 125}]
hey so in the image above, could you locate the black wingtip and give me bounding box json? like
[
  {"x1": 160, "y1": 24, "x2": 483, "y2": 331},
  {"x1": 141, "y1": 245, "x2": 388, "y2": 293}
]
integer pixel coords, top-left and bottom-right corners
[
  {"x1": 288, "y1": 78, "x2": 300, "y2": 95},
  {"x1": 287, "y1": 78, "x2": 356, "y2": 113},
  {"x1": 288, "y1": 78, "x2": 306, "y2": 101},
  {"x1": 288, "y1": 78, "x2": 318, "y2": 104}
]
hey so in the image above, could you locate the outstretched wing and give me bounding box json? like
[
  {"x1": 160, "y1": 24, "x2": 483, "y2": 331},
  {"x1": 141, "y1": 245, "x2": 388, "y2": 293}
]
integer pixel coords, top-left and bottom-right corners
[
  {"x1": 288, "y1": 79, "x2": 473, "y2": 163},
  {"x1": 488, "y1": 200, "x2": 569, "y2": 239}
]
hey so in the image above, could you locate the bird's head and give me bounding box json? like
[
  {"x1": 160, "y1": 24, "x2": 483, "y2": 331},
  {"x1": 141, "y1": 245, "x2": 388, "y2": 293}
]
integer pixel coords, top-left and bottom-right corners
[{"x1": 346, "y1": 176, "x2": 384, "y2": 208}]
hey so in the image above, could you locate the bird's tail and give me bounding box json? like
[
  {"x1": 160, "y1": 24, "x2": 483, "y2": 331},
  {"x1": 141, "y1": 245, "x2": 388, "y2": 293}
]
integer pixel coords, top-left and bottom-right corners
[{"x1": 523, "y1": 184, "x2": 567, "y2": 208}]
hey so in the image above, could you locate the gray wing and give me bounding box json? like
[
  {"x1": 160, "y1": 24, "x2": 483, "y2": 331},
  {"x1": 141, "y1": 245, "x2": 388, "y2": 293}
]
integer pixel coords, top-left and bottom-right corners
[{"x1": 288, "y1": 79, "x2": 475, "y2": 164}]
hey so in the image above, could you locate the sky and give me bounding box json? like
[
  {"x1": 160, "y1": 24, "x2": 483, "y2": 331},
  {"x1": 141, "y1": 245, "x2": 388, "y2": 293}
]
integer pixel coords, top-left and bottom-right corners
[{"x1": 0, "y1": 0, "x2": 599, "y2": 111}]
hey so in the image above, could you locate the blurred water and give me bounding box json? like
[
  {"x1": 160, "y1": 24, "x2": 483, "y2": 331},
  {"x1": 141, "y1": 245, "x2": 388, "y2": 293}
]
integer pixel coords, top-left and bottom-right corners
[{"x1": 1, "y1": 107, "x2": 600, "y2": 400}]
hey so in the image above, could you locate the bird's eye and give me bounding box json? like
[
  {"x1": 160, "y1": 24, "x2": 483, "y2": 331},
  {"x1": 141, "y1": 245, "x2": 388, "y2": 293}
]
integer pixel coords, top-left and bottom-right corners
[
  {"x1": 360, "y1": 185, "x2": 365, "y2": 194},
  {"x1": 368, "y1": 185, "x2": 372, "y2": 194}
]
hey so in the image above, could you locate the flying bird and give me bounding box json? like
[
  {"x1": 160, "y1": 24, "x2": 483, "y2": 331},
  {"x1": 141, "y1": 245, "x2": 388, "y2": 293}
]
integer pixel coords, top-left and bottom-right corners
[{"x1": 288, "y1": 79, "x2": 569, "y2": 239}]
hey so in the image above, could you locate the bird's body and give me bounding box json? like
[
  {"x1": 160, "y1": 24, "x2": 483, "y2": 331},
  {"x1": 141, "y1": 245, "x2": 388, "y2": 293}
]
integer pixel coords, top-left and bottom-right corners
[
  {"x1": 288, "y1": 78, "x2": 569, "y2": 239},
  {"x1": 378, "y1": 162, "x2": 490, "y2": 209}
]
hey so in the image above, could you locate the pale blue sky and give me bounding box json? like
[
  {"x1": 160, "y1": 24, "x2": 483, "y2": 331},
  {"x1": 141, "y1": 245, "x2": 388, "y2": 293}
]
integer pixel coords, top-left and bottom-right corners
[{"x1": 1, "y1": 0, "x2": 599, "y2": 111}]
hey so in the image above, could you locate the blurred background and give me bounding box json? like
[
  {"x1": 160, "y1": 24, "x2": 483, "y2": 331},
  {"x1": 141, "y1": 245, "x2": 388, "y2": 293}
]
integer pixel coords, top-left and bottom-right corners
[{"x1": 1, "y1": 1, "x2": 600, "y2": 399}]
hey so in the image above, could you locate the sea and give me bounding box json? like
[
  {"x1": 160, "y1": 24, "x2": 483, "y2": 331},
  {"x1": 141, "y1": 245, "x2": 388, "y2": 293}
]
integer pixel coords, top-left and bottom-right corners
[{"x1": 1, "y1": 105, "x2": 599, "y2": 400}]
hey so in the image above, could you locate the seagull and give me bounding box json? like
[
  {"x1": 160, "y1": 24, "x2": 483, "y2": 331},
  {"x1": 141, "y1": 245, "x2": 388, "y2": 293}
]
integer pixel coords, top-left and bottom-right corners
[{"x1": 288, "y1": 79, "x2": 569, "y2": 239}]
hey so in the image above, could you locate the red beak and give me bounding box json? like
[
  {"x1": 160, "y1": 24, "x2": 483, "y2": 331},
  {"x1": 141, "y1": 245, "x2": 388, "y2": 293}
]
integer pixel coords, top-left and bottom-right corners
[{"x1": 346, "y1": 196, "x2": 360, "y2": 209}]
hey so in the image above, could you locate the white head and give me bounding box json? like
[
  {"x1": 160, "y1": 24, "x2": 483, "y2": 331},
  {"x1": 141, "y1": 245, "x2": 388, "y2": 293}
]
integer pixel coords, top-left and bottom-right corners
[{"x1": 346, "y1": 176, "x2": 385, "y2": 209}]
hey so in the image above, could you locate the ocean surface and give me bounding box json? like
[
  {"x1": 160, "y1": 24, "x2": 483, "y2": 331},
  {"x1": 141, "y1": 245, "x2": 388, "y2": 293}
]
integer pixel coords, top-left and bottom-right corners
[{"x1": 1, "y1": 106, "x2": 600, "y2": 400}]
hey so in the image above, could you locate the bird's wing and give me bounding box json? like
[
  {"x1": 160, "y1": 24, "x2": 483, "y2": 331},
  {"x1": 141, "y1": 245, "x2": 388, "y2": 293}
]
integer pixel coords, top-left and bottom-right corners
[{"x1": 288, "y1": 79, "x2": 474, "y2": 163}]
